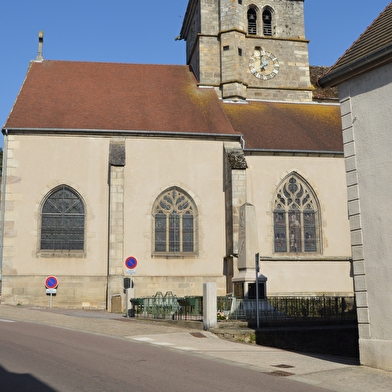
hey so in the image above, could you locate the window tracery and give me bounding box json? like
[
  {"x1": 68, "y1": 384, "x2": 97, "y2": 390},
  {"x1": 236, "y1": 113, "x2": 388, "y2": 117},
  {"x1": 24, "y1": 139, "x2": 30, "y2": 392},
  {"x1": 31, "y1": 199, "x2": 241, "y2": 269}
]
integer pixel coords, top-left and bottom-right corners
[
  {"x1": 273, "y1": 174, "x2": 320, "y2": 253},
  {"x1": 40, "y1": 185, "x2": 85, "y2": 251},
  {"x1": 153, "y1": 187, "x2": 197, "y2": 255}
]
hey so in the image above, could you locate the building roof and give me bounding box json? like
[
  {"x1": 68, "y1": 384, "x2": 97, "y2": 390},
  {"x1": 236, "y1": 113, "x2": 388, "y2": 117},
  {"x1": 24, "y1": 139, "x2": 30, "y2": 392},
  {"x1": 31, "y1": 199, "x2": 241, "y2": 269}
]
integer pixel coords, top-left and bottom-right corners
[
  {"x1": 222, "y1": 100, "x2": 343, "y2": 152},
  {"x1": 4, "y1": 59, "x2": 343, "y2": 153},
  {"x1": 310, "y1": 66, "x2": 338, "y2": 101},
  {"x1": 319, "y1": 2, "x2": 392, "y2": 87},
  {"x1": 4, "y1": 60, "x2": 238, "y2": 137}
]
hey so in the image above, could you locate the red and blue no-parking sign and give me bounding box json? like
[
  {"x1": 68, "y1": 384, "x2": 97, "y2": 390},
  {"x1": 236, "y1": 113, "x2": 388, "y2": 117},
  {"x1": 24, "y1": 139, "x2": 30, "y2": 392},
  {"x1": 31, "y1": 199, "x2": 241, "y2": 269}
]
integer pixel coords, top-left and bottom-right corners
[
  {"x1": 125, "y1": 256, "x2": 138, "y2": 270},
  {"x1": 45, "y1": 275, "x2": 59, "y2": 289}
]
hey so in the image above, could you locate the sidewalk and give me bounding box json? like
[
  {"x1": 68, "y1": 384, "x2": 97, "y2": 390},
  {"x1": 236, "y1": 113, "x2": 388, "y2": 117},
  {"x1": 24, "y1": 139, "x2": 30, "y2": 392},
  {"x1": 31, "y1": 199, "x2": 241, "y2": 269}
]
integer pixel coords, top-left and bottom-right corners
[{"x1": 1, "y1": 304, "x2": 391, "y2": 392}]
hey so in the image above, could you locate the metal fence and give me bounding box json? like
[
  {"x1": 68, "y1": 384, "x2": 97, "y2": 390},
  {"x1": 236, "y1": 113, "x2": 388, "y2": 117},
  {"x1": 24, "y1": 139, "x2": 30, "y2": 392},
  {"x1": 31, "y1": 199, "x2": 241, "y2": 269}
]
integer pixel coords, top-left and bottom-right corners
[
  {"x1": 230, "y1": 296, "x2": 357, "y2": 321},
  {"x1": 129, "y1": 293, "x2": 356, "y2": 322}
]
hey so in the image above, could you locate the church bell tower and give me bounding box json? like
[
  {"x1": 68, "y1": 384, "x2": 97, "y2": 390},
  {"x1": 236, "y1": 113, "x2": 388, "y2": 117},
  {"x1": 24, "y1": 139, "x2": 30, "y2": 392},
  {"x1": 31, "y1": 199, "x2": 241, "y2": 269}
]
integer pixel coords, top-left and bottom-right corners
[{"x1": 180, "y1": 0, "x2": 312, "y2": 102}]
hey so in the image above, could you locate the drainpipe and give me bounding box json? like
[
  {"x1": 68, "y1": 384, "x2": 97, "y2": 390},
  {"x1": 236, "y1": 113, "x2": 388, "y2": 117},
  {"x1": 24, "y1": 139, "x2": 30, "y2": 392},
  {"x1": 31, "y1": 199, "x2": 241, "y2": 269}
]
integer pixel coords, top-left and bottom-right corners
[{"x1": 0, "y1": 129, "x2": 9, "y2": 281}]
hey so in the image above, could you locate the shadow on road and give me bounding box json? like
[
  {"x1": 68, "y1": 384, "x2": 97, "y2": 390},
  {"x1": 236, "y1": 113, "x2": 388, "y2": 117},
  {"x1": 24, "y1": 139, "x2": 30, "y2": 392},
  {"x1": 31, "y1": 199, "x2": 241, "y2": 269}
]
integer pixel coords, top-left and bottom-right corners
[{"x1": 0, "y1": 365, "x2": 56, "y2": 392}]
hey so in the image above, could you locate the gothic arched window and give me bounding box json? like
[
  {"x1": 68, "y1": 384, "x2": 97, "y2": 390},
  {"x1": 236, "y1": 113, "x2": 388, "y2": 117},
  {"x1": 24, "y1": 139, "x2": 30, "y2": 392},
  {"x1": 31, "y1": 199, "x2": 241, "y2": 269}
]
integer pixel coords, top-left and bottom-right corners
[
  {"x1": 262, "y1": 8, "x2": 273, "y2": 36},
  {"x1": 40, "y1": 185, "x2": 85, "y2": 251},
  {"x1": 247, "y1": 8, "x2": 257, "y2": 35},
  {"x1": 153, "y1": 187, "x2": 197, "y2": 255},
  {"x1": 273, "y1": 174, "x2": 321, "y2": 253}
]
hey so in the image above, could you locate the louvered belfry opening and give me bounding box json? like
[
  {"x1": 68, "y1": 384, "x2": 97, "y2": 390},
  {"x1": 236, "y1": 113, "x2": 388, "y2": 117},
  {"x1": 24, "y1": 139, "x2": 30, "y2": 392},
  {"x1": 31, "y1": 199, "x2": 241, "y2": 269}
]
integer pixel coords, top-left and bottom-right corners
[
  {"x1": 248, "y1": 8, "x2": 257, "y2": 35},
  {"x1": 263, "y1": 9, "x2": 272, "y2": 36}
]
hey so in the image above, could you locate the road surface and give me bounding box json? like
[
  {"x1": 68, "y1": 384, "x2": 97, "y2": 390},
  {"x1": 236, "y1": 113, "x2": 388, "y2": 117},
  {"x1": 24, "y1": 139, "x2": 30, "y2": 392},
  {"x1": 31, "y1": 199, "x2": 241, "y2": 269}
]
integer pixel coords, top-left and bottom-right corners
[{"x1": 0, "y1": 318, "x2": 330, "y2": 392}]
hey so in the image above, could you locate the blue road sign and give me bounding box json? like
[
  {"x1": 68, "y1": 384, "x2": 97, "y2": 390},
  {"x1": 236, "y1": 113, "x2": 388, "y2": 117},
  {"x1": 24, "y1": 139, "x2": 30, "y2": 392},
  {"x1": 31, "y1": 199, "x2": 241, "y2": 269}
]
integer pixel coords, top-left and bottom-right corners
[
  {"x1": 125, "y1": 256, "x2": 138, "y2": 270},
  {"x1": 45, "y1": 275, "x2": 59, "y2": 289}
]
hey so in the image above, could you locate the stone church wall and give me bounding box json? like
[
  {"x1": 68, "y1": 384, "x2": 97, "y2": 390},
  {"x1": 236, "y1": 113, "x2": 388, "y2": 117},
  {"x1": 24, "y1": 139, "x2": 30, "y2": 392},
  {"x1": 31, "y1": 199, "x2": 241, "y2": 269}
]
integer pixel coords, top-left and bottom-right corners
[
  {"x1": 1, "y1": 134, "x2": 229, "y2": 307},
  {"x1": 245, "y1": 153, "x2": 353, "y2": 296}
]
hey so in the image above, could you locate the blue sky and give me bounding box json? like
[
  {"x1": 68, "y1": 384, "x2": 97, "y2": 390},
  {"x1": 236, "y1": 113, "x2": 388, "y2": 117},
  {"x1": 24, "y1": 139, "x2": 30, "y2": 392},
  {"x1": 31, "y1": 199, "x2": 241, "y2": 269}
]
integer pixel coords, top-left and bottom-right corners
[{"x1": 1, "y1": 0, "x2": 391, "y2": 148}]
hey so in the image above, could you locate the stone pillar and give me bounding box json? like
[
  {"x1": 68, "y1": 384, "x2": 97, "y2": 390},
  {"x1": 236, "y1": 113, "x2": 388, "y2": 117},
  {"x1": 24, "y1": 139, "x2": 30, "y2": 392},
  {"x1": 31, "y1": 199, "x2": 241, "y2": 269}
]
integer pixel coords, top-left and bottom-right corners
[
  {"x1": 232, "y1": 203, "x2": 265, "y2": 298},
  {"x1": 107, "y1": 140, "x2": 126, "y2": 312},
  {"x1": 203, "y1": 282, "x2": 217, "y2": 330},
  {"x1": 224, "y1": 146, "x2": 247, "y2": 294}
]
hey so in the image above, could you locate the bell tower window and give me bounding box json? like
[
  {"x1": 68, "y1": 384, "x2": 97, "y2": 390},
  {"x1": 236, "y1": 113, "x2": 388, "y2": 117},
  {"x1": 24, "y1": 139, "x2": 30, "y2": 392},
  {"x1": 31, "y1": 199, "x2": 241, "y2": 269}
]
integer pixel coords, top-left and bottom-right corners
[
  {"x1": 262, "y1": 9, "x2": 272, "y2": 36},
  {"x1": 247, "y1": 8, "x2": 257, "y2": 35}
]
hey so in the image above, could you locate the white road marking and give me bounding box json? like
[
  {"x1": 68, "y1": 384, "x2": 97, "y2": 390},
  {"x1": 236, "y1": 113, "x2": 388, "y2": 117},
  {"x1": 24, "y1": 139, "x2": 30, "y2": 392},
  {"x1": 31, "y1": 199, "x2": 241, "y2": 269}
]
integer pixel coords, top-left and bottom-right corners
[
  {"x1": 0, "y1": 319, "x2": 15, "y2": 323},
  {"x1": 129, "y1": 337, "x2": 154, "y2": 342},
  {"x1": 128, "y1": 336, "x2": 195, "y2": 351}
]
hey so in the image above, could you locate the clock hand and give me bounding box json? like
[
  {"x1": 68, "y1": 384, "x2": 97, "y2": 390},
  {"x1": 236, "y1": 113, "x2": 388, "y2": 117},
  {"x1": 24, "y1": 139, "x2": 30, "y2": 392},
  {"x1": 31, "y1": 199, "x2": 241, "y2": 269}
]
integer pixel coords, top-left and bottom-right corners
[{"x1": 260, "y1": 56, "x2": 269, "y2": 70}]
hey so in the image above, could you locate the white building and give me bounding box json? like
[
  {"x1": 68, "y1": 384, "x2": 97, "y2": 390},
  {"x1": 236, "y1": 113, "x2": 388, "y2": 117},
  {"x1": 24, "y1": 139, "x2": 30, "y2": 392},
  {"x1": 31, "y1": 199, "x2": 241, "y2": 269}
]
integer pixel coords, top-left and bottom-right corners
[{"x1": 319, "y1": 1, "x2": 392, "y2": 372}]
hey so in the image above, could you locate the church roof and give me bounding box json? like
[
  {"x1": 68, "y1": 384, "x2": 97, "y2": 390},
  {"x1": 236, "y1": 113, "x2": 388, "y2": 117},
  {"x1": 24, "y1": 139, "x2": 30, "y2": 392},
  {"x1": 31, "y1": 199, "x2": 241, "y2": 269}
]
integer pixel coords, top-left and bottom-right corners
[
  {"x1": 4, "y1": 59, "x2": 343, "y2": 153},
  {"x1": 319, "y1": 2, "x2": 392, "y2": 87},
  {"x1": 222, "y1": 100, "x2": 343, "y2": 152},
  {"x1": 4, "y1": 60, "x2": 237, "y2": 137}
]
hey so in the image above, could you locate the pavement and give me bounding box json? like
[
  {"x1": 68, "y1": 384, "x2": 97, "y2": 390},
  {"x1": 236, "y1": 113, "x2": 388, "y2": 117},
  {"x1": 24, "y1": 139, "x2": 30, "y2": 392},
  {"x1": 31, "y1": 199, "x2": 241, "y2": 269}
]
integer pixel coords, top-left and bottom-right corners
[{"x1": 1, "y1": 304, "x2": 391, "y2": 392}]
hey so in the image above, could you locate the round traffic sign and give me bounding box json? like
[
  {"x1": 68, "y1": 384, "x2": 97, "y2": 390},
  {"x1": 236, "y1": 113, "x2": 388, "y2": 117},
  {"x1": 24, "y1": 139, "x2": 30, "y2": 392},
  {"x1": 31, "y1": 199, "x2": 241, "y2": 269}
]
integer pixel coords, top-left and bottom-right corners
[
  {"x1": 125, "y1": 256, "x2": 138, "y2": 270},
  {"x1": 45, "y1": 275, "x2": 59, "y2": 289}
]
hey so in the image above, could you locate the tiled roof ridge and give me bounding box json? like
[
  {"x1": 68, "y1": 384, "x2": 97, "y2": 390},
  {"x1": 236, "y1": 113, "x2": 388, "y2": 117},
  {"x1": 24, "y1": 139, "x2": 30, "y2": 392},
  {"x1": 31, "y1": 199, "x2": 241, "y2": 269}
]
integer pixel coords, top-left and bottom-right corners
[{"x1": 34, "y1": 59, "x2": 188, "y2": 68}]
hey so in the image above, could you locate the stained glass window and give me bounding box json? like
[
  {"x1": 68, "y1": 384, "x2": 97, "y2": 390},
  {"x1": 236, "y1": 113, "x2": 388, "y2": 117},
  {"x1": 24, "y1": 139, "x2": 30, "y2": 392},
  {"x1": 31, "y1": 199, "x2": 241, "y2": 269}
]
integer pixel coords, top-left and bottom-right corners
[
  {"x1": 153, "y1": 187, "x2": 197, "y2": 255},
  {"x1": 273, "y1": 174, "x2": 320, "y2": 253},
  {"x1": 41, "y1": 186, "x2": 85, "y2": 251}
]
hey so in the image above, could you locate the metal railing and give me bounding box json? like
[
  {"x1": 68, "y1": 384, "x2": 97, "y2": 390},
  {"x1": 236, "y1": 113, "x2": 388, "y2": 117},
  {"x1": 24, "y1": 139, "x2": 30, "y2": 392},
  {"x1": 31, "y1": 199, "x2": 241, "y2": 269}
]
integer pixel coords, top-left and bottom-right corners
[
  {"x1": 129, "y1": 293, "x2": 356, "y2": 322},
  {"x1": 230, "y1": 296, "x2": 357, "y2": 321}
]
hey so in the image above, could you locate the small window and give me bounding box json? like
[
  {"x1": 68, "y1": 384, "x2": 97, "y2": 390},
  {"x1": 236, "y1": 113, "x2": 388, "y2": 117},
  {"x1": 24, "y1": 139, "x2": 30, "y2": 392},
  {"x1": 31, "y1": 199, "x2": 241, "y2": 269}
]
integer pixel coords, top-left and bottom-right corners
[
  {"x1": 153, "y1": 187, "x2": 197, "y2": 255},
  {"x1": 262, "y1": 8, "x2": 272, "y2": 36},
  {"x1": 247, "y1": 8, "x2": 257, "y2": 35},
  {"x1": 273, "y1": 174, "x2": 321, "y2": 253},
  {"x1": 40, "y1": 185, "x2": 85, "y2": 251}
]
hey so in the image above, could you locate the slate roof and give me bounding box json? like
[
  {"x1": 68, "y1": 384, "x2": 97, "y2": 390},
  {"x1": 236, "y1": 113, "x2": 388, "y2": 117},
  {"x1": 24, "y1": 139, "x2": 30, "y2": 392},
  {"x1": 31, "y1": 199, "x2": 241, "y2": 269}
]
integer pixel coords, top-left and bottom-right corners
[
  {"x1": 4, "y1": 59, "x2": 343, "y2": 153},
  {"x1": 4, "y1": 60, "x2": 237, "y2": 137},
  {"x1": 319, "y1": 2, "x2": 392, "y2": 87},
  {"x1": 222, "y1": 101, "x2": 343, "y2": 152}
]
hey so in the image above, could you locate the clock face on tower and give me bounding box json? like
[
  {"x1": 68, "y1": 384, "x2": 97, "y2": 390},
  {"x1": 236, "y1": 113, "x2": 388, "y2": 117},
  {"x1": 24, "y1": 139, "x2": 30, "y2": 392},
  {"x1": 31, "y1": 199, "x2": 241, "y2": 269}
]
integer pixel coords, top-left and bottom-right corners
[{"x1": 249, "y1": 48, "x2": 279, "y2": 80}]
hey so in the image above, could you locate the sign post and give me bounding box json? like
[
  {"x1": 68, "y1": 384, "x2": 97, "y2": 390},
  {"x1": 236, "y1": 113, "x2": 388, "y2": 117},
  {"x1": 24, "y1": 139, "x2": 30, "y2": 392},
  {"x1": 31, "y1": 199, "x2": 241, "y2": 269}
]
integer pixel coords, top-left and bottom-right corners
[
  {"x1": 45, "y1": 275, "x2": 59, "y2": 308},
  {"x1": 124, "y1": 256, "x2": 138, "y2": 317},
  {"x1": 255, "y1": 253, "x2": 260, "y2": 329}
]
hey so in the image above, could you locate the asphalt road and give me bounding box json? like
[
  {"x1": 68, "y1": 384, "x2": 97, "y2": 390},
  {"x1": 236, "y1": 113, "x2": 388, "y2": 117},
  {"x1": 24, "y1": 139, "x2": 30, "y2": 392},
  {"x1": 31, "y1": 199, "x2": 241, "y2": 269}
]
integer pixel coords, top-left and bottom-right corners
[{"x1": 0, "y1": 318, "x2": 330, "y2": 392}]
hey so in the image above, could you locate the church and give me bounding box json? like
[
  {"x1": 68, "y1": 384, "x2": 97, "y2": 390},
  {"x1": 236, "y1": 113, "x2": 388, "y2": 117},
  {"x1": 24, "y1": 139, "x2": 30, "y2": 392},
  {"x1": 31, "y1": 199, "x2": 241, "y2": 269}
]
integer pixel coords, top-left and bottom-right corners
[{"x1": 0, "y1": 0, "x2": 353, "y2": 310}]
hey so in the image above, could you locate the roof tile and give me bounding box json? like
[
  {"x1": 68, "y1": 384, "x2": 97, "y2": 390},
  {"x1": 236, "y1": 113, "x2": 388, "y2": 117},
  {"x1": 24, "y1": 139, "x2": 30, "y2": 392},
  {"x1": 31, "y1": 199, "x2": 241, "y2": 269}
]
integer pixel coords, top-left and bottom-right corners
[
  {"x1": 222, "y1": 101, "x2": 343, "y2": 152},
  {"x1": 5, "y1": 60, "x2": 237, "y2": 136}
]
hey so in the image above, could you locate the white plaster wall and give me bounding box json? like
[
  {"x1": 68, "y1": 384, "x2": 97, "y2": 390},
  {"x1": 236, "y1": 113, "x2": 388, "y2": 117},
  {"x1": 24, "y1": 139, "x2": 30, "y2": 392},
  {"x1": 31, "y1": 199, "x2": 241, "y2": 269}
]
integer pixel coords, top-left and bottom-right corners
[
  {"x1": 340, "y1": 64, "x2": 392, "y2": 370},
  {"x1": 1, "y1": 134, "x2": 110, "y2": 307},
  {"x1": 246, "y1": 155, "x2": 352, "y2": 257},
  {"x1": 3, "y1": 135, "x2": 109, "y2": 277},
  {"x1": 123, "y1": 138, "x2": 227, "y2": 296},
  {"x1": 2, "y1": 134, "x2": 228, "y2": 304},
  {"x1": 246, "y1": 154, "x2": 353, "y2": 295}
]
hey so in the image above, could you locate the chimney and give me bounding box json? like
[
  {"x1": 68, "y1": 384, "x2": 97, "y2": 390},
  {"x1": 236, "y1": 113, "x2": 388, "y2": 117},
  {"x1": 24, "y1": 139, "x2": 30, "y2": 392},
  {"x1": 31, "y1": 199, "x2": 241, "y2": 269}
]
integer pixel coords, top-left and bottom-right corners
[{"x1": 36, "y1": 31, "x2": 44, "y2": 61}]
